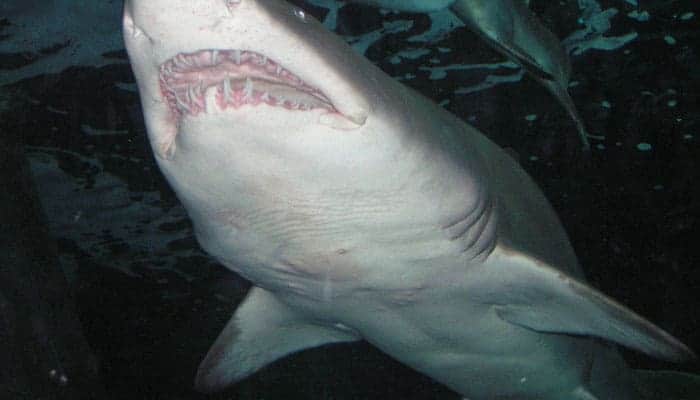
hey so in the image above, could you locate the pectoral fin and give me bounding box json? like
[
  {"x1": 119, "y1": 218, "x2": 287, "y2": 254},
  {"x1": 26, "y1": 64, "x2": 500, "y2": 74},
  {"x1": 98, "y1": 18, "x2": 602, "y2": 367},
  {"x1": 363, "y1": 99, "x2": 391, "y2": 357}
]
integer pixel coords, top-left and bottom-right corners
[
  {"x1": 485, "y1": 39, "x2": 556, "y2": 82},
  {"x1": 195, "y1": 286, "x2": 360, "y2": 393},
  {"x1": 479, "y1": 249, "x2": 695, "y2": 362},
  {"x1": 450, "y1": 0, "x2": 553, "y2": 81}
]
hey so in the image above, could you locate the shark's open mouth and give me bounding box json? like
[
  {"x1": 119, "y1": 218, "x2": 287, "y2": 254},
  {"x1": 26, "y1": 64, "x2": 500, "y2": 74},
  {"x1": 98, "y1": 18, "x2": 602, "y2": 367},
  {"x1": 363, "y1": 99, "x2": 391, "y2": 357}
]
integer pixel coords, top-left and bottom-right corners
[{"x1": 159, "y1": 49, "x2": 336, "y2": 117}]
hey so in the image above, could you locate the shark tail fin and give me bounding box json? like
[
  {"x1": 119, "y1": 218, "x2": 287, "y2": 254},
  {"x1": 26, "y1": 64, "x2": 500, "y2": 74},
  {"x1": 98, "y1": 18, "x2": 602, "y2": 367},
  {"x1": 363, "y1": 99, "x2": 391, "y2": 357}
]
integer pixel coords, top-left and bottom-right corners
[{"x1": 634, "y1": 369, "x2": 700, "y2": 400}]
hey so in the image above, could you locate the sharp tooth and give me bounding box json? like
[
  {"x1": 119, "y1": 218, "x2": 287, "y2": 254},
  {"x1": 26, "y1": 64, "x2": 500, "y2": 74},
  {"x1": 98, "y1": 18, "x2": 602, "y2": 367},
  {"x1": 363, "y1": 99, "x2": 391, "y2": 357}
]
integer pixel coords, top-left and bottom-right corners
[
  {"x1": 259, "y1": 56, "x2": 267, "y2": 65},
  {"x1": 260, "y1": 92, "x2": 270, "y2": 102},
  {"x1": 195, "y1": 83, "x2": 206, "y2": 108},
  {"x1": 223, "y1": 78, "x2": 233, "y2": 103},
  {"x1": 161, "y1": 79, "x2": 177, "y2": 94},
  {"x1": 211, "y1": 50, "x2": 219, "y2": 65},
  {"x1": 174, "y1": 56, "x2": 193, "y2": 71},
  {"x1": 177, "y1": 54, "x2": 191, "y2": 66},
  {"x1": 160, "y1": 64, "x2": 172, "y2": 77},
  {"x1": 188, "y1": 86, "x2": 198, "y2": 105},
  {"x1": 276, "y1": 65, "x2": 283, "y2": 75},
  {"x1": 244, "y1": 77, "x2": 254, "y2": 100},
  {"x1": 233, "y1": 50, "x2": 241, "y2": 65},
  {"x1": 173, "y1": 58, "x2": 185, "y2": 70},
  {"x1": 175, "y1": 93, "x2": 192, "y2": 114}
]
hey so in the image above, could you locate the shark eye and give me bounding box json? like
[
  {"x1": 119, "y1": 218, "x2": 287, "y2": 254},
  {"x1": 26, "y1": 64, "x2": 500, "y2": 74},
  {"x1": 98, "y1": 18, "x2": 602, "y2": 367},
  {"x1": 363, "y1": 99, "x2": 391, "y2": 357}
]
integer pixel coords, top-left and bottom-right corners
[{"x1": 292, "y1": 7, "x2": 308, "y2": 23}]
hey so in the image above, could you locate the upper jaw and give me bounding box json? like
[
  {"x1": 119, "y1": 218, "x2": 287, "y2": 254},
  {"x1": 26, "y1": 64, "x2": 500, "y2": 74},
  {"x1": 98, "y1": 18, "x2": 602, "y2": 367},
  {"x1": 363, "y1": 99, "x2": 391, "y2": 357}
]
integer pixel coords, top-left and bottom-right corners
[
  {"x1": 123, "y1": 0, "x2": 373, "y2": 131},
  {"x1": 158, "y1": 49, "x2": 336, "y2": 118}
]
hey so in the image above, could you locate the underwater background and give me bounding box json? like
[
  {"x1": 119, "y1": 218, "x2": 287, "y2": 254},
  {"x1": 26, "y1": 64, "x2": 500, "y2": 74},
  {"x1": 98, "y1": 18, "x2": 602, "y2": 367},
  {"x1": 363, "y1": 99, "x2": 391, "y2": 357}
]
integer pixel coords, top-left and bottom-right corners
[{"x1": 1, "y1": 0, "x2": 699, "y2": 398}]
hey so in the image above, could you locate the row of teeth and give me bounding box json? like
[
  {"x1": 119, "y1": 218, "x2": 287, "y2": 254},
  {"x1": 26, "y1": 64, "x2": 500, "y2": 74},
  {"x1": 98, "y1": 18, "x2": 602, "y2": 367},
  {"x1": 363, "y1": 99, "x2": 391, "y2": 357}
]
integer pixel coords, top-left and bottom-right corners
[
  {"x1": 161, "y1": 50, "x2": 304, "y2": 86},
  {"x1": 167, "y1": 50, "x2": 267, "y2": 69},
  {"x1": 159, "y1": 50, "x2": 331, "y2": 116},
  {"x1": 163, "y1": 77, "x2": 328, "y2": 116}
]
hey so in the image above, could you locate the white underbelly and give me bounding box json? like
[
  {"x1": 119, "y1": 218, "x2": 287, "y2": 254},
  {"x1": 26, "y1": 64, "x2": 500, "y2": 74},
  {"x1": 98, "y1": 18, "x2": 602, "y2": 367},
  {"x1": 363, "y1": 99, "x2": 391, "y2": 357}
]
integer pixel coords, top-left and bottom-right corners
[{"x1": 331, "y1": 287, "x2": 592, "y2": 400}]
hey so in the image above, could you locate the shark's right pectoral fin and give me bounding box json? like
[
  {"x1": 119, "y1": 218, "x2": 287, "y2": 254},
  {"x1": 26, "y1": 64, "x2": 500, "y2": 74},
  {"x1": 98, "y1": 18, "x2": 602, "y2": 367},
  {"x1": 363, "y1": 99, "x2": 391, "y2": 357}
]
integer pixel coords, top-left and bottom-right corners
[{"x1": 194, "y1": 286, "x2": 360, "y2": 393}]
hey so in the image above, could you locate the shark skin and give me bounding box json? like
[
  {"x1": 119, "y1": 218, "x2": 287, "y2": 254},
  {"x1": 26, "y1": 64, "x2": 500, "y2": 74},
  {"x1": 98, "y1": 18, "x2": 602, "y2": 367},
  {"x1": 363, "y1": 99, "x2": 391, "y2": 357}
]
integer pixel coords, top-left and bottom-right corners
[
  {"x1": 351, "y1": 0, "x2": 594, "y2": 149},
  {"x1": 122, "y1": 1, "x2": 696, "y2": 399}
]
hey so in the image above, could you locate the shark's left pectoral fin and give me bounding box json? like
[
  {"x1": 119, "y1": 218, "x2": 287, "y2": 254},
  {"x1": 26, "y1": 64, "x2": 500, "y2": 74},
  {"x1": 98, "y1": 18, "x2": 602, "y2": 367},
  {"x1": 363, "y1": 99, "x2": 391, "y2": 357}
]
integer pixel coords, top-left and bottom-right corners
[
  {"x1": 195, "y1": 286, "x2": 360, "y2": 393},
  {"x1": 487, "y1": 40, "x2": 555, "y2": 82},
  {"x1": 481, "y1": 249, "x2": 696, "y2": 362},
  {"x1": 450, "y1": 0, "x2": 554, "y2": 82}
]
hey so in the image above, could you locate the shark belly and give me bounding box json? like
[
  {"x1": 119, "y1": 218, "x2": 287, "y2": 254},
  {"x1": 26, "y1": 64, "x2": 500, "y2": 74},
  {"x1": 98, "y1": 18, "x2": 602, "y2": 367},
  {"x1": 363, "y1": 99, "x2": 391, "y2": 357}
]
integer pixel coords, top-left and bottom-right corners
[
  {"x1": 182, "y1": 179, "x2": 597, "y2": 399},
  {"x1": 354, "y1": 298, "x2": 592, "y2": 400}
]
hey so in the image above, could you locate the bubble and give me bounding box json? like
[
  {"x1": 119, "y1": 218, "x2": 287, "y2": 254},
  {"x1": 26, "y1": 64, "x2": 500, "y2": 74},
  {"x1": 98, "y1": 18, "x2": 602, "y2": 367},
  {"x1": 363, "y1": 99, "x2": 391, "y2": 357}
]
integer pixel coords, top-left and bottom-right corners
[{"x1": 637, "y1": 143, "x2": 652, "y2": 151}]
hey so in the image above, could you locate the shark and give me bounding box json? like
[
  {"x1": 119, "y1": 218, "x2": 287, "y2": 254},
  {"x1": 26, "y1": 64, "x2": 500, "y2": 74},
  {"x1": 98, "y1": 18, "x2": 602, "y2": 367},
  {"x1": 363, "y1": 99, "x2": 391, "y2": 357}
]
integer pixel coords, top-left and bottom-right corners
[
  {"x1": 122, "y1": 0, "x2": 698, "y2": 399},
  {"x1": 350, "y1": 0, "x2": 595, "y2": 149}
]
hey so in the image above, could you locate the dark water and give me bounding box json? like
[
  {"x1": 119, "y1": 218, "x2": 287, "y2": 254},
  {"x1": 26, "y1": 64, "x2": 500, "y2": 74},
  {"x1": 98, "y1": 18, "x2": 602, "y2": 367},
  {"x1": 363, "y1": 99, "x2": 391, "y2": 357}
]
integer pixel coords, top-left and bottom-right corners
[{"x1": 1, "y1": 0, "x2": 698, "y2": 398}]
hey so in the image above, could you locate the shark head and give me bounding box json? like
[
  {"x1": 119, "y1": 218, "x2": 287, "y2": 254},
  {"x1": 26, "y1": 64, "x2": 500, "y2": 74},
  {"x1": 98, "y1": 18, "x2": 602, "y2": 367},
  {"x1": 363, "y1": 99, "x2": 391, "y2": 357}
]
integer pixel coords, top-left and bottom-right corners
[
  {"x1": 122, "y1": 0, "x2": 390, "y2": 161},
  {"x1": 121, "y1": 0, "x2": 468, "y2": 272},
  {"x1": 121, "y1": 0, "x2": 443, "y2": 234}
]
